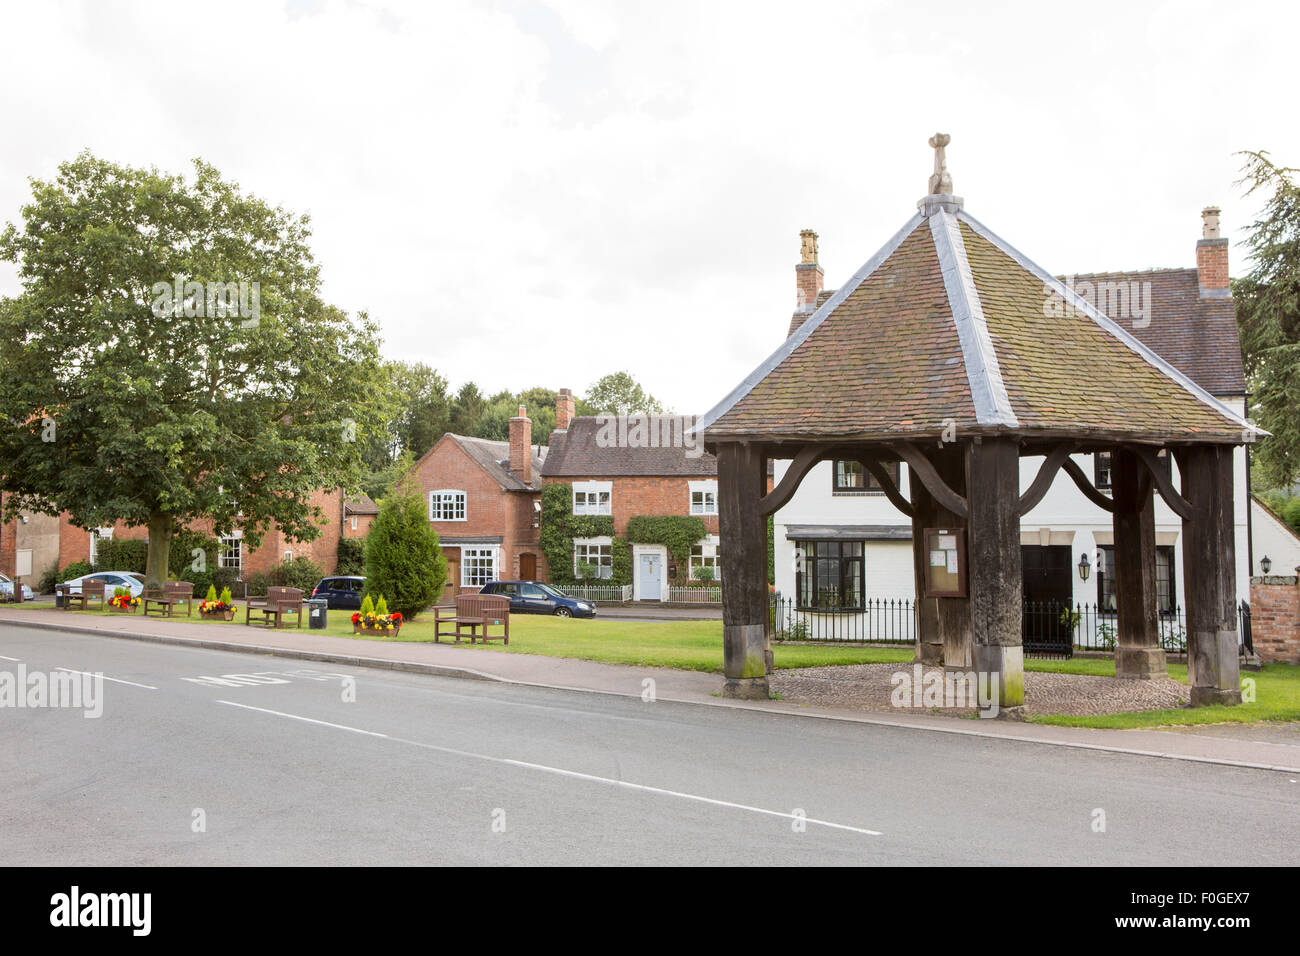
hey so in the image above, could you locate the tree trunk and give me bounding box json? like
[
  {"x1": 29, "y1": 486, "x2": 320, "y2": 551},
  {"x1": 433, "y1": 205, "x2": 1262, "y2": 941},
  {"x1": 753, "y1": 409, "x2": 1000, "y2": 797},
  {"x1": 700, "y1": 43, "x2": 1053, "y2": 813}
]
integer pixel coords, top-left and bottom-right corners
[{"x1": 144, "y1": 512, "x2": 173, "y2": 590}]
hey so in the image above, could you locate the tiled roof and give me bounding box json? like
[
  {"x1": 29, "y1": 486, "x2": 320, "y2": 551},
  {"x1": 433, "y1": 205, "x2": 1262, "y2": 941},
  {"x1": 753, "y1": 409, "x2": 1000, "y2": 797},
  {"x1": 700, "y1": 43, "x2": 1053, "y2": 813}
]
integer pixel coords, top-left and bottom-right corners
[
  {"x1": 540, "y1": 416, "x2": 717, "y2": 477},
  {"x1": 343, "y1": 493, "x2": 379, "y2": 515},
  {"x1": 450, "y1": 434, "x2": 546, "y2": 491},
  {"x1": 1061, "y1": 268, "x2": 1244, "y2": 395},
  {"x1": 703, "y1": 205, "x2": 1258, "y2": 446}
]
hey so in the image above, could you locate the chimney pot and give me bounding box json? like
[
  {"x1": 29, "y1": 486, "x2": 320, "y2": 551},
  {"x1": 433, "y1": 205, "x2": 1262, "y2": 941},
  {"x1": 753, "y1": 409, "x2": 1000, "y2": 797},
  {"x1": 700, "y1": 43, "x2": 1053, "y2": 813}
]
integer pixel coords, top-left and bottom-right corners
[
  {"x1": 1196, "y1": 206, "x2": 1229, "y2": 297},
  {"x1": 795, "y1": 230, "x2": 824, "y2": 314},
  {"x1": 556, "y1": 388, "x2": 575, "y2": 431}
]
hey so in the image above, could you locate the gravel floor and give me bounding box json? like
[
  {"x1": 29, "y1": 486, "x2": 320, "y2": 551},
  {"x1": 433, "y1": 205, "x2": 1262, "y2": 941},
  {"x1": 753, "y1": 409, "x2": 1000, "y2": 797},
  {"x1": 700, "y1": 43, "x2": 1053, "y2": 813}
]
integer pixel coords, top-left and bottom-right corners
[{"x1": 771, "y1": 662, "x2": 1190, "y2": 718}]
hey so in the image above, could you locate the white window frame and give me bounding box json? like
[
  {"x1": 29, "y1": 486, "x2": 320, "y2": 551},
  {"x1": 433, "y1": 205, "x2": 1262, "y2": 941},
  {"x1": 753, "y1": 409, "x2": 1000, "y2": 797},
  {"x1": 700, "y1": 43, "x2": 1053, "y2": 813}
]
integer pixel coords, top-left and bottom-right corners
[
  {"x1": 219, "y1": 531, "x2": 243, "y2": 571},
  {"x1": 572, "y1": 481, "x2": 612, "y2": 516},
  {"x1": 689, "y1": 480, "x2": 718, "y2": 516},
  {"x1": 350, "y1": 515, "x2": 359, "y2": 531},
  {"x1": 573, "y1": 536, "x2": 614, "y2": 580},
  {"x1": 89, "y1": 527, "x2": 113, "y2": 566},
  {"x1": 429, "y1": 489, "x2": 467, "y2": 522},
  {"x1": 461, "y1": 546, "x2": 497, "y2": 588},
  {"x1": 689, "y1": 535, "x2": 721, "y2": 581}
]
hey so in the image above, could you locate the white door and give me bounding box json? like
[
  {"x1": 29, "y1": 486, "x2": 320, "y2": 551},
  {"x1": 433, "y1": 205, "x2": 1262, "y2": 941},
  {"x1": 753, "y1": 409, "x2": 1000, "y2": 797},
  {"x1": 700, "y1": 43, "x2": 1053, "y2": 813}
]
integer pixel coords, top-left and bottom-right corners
[{"x1": 637, "y1": 552, "x2": 662, "y2": 601}]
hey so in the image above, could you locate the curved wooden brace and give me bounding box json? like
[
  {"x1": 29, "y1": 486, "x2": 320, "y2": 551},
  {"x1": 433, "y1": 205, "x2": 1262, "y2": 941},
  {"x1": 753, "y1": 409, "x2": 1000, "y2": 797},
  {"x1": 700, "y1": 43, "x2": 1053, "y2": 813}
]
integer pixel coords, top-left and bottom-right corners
[
  {"x1": 759, "y1": 446, "x2": 827, "y2": 517},
  {"x1": 889, "y1": 442, "x2": 968, "y2": 518},
  {"x1": 1016, "y1": 443, "x2": 1077, "y2": 517},
  {"x1": 1061, "y1": 458, "x2": 1115, "y2": 513},
  {"x1": 833, "y1": 453, "x2": 915, "y2": 518},
  {"x1": 1131, "y1": 445, "x2": 1193, "y2": 521}
]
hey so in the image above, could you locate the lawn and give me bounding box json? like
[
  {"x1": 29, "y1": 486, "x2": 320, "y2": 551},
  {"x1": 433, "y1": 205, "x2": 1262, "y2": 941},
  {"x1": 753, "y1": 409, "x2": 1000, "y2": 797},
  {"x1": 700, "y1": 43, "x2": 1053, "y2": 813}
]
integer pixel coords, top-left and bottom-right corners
[
  {"x1": 1, "y1": 602, "x2": 910, "y2": 673},
  {"x1": 6, "y1": 603, "x2": 1295, "y2": 728}
]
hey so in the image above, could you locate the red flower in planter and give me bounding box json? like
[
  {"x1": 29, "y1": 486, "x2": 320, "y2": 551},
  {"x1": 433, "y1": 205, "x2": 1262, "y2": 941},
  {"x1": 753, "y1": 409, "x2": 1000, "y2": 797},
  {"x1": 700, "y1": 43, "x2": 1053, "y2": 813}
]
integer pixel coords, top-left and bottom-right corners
[
  {"x1": 392, "y1": 612, "x2": 403, "y2": 624},
  {"x1": 351, "y1": 613, "x2": 361, "y2": 624}
]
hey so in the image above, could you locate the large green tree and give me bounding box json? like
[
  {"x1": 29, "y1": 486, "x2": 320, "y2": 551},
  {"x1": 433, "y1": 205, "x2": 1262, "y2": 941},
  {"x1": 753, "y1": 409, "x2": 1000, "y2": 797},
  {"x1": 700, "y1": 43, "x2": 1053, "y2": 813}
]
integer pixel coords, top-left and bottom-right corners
[
  {"x1": 1235, "y1": 150, "x2": 1300, "y2": 489},
  {"x1": 584, "y1": 370, "x2": 668, "y2": 416},
  {"x1": 0, "y1": 152, "x2": 388, "y2": 588}
]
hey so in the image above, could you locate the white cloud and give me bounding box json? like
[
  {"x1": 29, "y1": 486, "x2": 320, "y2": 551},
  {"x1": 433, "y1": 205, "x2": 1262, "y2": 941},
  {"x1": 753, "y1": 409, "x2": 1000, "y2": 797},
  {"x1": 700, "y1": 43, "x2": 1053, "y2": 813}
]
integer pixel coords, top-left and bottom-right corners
[{"x1": 1, "y1": 0, "x2": 1297, "y2": 415}]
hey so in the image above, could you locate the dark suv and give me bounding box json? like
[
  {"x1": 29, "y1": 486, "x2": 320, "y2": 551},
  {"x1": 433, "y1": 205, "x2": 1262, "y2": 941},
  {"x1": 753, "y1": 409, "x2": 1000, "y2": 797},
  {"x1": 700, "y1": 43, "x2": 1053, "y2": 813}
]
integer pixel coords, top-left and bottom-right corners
[
  {"x1": 312, "y1": 575, "x2": 366, "y2": 610},
  {"x1": 478, "y1": 581, "x2": 596, "y2": 618}
]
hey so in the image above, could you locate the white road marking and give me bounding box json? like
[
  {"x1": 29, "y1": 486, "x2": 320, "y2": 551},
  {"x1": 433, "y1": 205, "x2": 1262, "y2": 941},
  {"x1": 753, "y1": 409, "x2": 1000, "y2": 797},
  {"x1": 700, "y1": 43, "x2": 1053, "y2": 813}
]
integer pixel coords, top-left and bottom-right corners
[
  {"x1": 57, "y1": 667, "x2": 156, "y2": 690},
  {"x1": 216, "y1": 699, "x2": 881, "y2": 837},
  {"x1": 0, "y1": 655, "x2": 20, "y2": 661}
]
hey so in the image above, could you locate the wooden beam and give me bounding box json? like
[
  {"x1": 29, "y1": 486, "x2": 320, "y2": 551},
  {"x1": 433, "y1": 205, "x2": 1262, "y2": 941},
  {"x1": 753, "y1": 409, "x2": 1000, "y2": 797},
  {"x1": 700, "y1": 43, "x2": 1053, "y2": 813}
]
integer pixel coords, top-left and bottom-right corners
[
  {"x1": 716, "y1": 442, "x2": 771, "y2": 700},
  {"x1": 890, "y1": 442, "x2": 968, "y2": 518},
  {"x1": 967, "y1": 438, "x2": 1024, "y2": 706},
  {"x1": 1111, "y1": 447, "x2": 1166, "y2": 678},
  {"x1": 1016, "y1": 443, "x2": 1076, "y2": 517},
  {"x1": 1061, "y1": 458, "x2": 1115, "y2": 513},
  {"x1": 758, "y1": 445, "x2": 827, "y2": 517},
  {"x1": 1130, "y1": 445, "x2": 1193, "y2": 521},
  {"x1": 855, "y1": 456, "x2": 915, "y2": 518}
]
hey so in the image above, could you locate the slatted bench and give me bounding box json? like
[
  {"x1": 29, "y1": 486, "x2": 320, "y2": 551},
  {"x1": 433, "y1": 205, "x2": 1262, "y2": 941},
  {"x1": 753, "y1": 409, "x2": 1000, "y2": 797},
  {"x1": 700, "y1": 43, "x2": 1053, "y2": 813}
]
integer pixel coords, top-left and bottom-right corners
[
  {"x1": 434, "y1": 593, "x2": 510, "y2": 644},
  {"x1": 59, "y1": 580, "x2": 106, "y2": 611},
  {"x1": 244, "y1": 586, "x2": 305, "y2": 628},
  {"x1": 143, "y1": 581, "x2": 194, "y2": 618}
]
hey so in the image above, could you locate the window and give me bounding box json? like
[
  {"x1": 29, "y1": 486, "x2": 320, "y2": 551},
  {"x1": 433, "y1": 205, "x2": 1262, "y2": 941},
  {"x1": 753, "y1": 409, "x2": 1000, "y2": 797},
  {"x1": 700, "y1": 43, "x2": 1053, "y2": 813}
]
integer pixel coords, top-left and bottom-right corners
[
  {"x1": 573, "y1": 481, "x2": 612, "y2": 516},
  {"x1": 461, "y1": 547, "x2": 496, "y2": 587},
  {"x1": 350, "y1": 515, "x2": 358, "y2": 531},
  {"x1": 689, "y1": 539, "x2": 721, "y2": 581},
  {"x1": 689, "y1": 480, "x2": 718, "y2": 515},
  {"x1": 574, "y1": 539, "x2": 613, "y2": 579},
  {"x1": 283, "y1": 550, "x2": 293, "y2": 562},
  {"x1": 1094, "y1": 452, "x2": 1112, "y2": 491},
  {"x1": 795, "y1": 540, "x2": 865, "y2": 610},
  {"x1": 219, "y1": 533, "x2": 243, "y2": 570},
  {"x1": 89, "y1": 527, "x2": 113, "y2": 566},
  {"x1": 832, "y1": 460, "x2": 900, "y2": 495},
  {"x1": 429, "y1": 490, "x2": 466, "y2": 521},
  {"x1": 1097, "y1": 545, "x2": 1177, "y2": 614},
  {"x1": 1095, "y1": 450, "x2": 1169, "y2": 493}
]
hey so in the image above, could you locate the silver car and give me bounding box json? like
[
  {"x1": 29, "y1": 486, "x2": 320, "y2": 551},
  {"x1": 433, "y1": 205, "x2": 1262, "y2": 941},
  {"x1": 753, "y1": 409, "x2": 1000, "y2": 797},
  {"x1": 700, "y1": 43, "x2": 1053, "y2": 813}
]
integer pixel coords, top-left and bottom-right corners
[{"x1": 59, "y1": 571, "x2": 146, "y2": 598}]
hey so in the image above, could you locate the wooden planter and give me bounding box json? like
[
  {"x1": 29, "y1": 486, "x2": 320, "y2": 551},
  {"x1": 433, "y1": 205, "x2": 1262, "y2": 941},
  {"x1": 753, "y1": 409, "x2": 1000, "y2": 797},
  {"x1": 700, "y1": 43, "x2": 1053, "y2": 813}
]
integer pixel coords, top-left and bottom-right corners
[
  {"x1": 109, "y1": 604, "x2": 138, "y2": 614},
  {"x1": 355, "y1": 624, "x2": 400, "y2": 637},
  {"x1": 202, "y1": 609, "x2": 236, "y2": 622}
]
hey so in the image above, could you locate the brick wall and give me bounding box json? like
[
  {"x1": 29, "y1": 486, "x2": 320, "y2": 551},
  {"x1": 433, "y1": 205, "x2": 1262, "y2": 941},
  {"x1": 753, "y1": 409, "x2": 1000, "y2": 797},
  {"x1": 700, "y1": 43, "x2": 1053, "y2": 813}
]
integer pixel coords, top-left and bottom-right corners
[{"x1": 1249, "y1": 575, "x2": 1300, "y2": 664}]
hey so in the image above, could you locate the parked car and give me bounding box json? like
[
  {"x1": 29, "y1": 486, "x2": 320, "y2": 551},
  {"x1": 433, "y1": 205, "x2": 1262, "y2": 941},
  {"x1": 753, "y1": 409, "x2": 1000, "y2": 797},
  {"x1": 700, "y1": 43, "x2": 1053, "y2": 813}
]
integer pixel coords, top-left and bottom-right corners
[
  {"x1": 58, "y1": 571, "x2": 145, "y2": 598},
  {"x1": 312, "y1": 575, "x2": 366, "y2": 610},
  {"x1": 0, "y1": 572, "x2": 34, "y2": 602},
  {"x1": 478, "y1": 581, "x2": 596, "y2": 618}
]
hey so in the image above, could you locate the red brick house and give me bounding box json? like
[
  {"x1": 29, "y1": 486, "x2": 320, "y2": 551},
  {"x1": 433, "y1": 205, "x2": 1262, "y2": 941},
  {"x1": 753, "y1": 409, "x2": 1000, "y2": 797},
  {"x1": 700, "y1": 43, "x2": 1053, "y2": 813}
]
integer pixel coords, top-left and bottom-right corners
[
  {"x1": 343, "y1": 494, "x2": 379, "y2": 538},
  {"x1": 1, "y1": 487, "x2": 352, "y2": 589},
  {"x1": 404, "y1": 407, "x2": 547, "y2": 601},
  {"x1": 540, "y1": 390, "x2": 722, "y2": 601}
]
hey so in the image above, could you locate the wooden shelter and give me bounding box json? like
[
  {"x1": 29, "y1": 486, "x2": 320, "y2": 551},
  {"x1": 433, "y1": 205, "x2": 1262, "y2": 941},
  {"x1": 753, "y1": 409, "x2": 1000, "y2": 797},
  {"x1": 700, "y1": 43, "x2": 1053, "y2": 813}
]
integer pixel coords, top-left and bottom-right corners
[{"x1": 699, "y1": 136, "x2": 1261, "y2": 707}]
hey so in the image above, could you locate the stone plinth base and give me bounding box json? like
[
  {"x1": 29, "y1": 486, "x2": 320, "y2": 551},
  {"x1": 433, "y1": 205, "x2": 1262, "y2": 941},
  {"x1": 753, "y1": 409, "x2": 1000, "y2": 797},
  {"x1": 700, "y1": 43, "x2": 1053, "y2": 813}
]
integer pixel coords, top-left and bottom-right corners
[
  {"x1": 1116, "y1": 645, "x2": 1167, "y2": 679},
  {"x1": 722, "y1": 677, "x2": 770, "y2": 700}
]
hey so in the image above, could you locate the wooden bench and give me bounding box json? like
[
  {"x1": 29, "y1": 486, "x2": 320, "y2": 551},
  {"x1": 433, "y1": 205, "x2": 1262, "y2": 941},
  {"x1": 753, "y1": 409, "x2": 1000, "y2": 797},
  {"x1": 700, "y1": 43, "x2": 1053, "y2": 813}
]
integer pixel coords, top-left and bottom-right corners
[
  {"x1": 59, "y1": 580, "x2": 106, "y2": 611},
  {"x1": 143, "y1": 581, "x2": 194, "y2": 618},
  {"x1": 244, "y1": 586, "x2": 305, "y2": 628},
  {"x1": 434, "y1": 594, "x2": 510, "y2": 644}
]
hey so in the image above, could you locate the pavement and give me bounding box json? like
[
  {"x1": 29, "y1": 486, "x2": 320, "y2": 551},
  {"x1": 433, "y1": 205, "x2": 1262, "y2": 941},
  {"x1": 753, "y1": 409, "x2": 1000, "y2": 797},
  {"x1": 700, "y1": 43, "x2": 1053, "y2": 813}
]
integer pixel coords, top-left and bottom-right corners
[
  {"x1": 2, "y1": 605, "x2": 1299, "y2": 774},
  {"x1": 2, "y1": 624, "x2": 1297, "y2": 865}
]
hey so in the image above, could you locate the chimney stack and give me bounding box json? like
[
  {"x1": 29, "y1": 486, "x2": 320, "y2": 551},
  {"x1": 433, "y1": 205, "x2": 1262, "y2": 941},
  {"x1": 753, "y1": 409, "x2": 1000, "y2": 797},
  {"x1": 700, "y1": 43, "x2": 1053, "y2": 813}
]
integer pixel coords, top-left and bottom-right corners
[
  {"x1": 1196, "y1": 206, "x2": 1229, "y2": 297},
  {"x1": 509, "y1": 405, "x2": 532, "y2": 483},
  {"x1": 795, "y1": 229, "x2": 823, "y2": 314},
  {"x1": 555, "y1": 388, "x2": 575, "y2": 431}
]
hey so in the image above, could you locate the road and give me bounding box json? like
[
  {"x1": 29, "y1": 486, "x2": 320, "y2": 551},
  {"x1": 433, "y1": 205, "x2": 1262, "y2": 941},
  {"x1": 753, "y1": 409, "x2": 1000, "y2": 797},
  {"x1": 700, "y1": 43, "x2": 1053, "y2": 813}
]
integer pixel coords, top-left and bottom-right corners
[{"x1": 1, "y1": 623, "x2": 1296, "y2": 866}]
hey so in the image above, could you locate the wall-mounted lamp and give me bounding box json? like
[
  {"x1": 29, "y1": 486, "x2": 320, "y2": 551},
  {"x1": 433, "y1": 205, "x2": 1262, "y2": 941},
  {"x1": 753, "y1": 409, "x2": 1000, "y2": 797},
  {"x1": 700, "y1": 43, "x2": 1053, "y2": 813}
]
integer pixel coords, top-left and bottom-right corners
[
  {"x1": 1260, "y1": 555, "x2": 1272, "y2": 575},
  {"x1": 1078, "y1": 552, "x2": 1091, "y2": 582}
]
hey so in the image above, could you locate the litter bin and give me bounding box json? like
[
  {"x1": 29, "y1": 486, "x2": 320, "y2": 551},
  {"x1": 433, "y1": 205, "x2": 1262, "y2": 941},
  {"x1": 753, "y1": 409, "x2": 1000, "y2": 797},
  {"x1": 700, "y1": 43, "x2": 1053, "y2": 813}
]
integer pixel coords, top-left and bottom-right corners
[{"x1": 306, "y1": 597, "x2": 328, "y2": 630}]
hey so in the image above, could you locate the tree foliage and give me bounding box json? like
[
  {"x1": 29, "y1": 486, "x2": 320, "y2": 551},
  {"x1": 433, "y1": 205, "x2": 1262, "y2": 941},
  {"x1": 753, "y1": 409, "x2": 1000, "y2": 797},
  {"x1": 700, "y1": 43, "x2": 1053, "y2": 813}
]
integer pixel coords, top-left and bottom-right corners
[
  {"x1": 1235, "y1": 150, "x2": 1300, "y2": 488},
  {"x1": 363, "y1": 479, "x2": 446, "y2": 617},
  {"x1": 0, "y1": 152, "x2": 388, "y2": 587},
  {"x1": 584, "y1": 371, "x2": 668, "y2": 416}
]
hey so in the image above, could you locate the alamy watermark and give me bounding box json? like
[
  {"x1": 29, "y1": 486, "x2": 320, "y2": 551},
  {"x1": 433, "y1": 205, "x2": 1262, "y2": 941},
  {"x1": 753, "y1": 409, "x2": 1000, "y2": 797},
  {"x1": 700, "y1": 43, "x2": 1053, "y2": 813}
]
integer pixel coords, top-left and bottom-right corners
[
  {"x1": 151, "y1": 274, "x2": 261, "y2": 327},
  {"x1": 890, "y1": 663, "x2": 1000, "y2": 718},
  {"x1": 0, "y1": 664, "x2": 103, "y2": 717},
  {"x1": 1044, "y1": 276, "x2": 1151, "y2": 328},
  {"x1": 594, "y1": 414, "x2": 703, "y2": 459}
]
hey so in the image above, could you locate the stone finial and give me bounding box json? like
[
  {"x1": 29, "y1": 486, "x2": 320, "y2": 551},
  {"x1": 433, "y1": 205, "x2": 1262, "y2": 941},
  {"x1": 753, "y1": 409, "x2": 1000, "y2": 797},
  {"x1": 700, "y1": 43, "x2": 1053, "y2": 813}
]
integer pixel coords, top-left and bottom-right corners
[
  {"x1": 1202, "y1": 206, "x2": 1222, "y2": 239},
  {"x1": 928, "y1": 132, "x2": 953, "y2": 195},
  {"x1": 799, "y1": 229, "x2": 819, "y2": 265}
]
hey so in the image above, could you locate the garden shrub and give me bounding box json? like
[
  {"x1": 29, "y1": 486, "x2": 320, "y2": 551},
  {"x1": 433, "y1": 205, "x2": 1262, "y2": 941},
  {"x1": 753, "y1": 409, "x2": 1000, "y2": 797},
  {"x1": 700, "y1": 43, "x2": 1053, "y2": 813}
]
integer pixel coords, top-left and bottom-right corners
[{"x1": 363, "y1": 481, "x2": 446, "y2": 618}]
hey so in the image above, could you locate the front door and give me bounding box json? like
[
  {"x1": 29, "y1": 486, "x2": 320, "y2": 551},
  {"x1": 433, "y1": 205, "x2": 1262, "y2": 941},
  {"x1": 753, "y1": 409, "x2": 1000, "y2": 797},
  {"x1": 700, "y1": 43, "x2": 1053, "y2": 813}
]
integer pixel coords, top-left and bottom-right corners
[
  {"x1": 1021, "y1": 545, "x2": 1073, "y2": 657},
  {"x1": 443, "y1": 559, "x2": 459, "y2": 603},
  {"x1": 519, "y1": 553, "x2": 537, "y2": 582},
  {"x1": 637, "y1": 552, "x2": 662, "y2": 601}
]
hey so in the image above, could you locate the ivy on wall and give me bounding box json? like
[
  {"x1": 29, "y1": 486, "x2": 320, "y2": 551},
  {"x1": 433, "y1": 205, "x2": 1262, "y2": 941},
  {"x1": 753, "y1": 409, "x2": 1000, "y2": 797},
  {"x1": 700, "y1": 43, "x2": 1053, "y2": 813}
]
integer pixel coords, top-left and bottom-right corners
[
  {"x1": 624, "y1": 514, "x2": 708, "y2": 582},
  {"x1": 539, "y1": 483, "x2": 622, "y2": 585}
]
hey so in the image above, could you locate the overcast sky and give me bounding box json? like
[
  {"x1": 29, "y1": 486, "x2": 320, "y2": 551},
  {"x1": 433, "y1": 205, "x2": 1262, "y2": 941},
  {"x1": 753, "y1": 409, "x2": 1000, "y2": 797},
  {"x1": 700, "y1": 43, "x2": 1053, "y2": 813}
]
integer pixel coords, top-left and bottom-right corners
[{"x1": 1, "y1": 0, "x2": 1295, "y2": 416}]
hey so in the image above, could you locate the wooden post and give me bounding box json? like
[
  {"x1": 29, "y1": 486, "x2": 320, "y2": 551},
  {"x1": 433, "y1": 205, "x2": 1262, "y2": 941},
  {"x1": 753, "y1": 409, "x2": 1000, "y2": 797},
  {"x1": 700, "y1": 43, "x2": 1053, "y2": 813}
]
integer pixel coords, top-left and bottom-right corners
[
  {"x1": 967, "y1": 438, "x2": 1024, "y2": 707},
  {"x1": 909, "y1": 444, "x2": 968, "y2": 666},
  {"x1": 1178, "y1": 445, "x2": 1242, "y2": 706},
  {"x1": 717, "y1": 441, "x2": 770, "y2": 699},
  {"x1": 1110, "y1": 447, "x2": 1167, "y2": 678}
]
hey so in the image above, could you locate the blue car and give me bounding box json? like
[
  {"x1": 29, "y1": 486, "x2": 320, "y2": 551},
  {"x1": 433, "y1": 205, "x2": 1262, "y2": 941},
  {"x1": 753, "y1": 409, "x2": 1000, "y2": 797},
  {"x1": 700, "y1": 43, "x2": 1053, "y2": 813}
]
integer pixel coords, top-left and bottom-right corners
[{"x1": 478, "y1": 581, "x2": 596, "y2": 618}]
